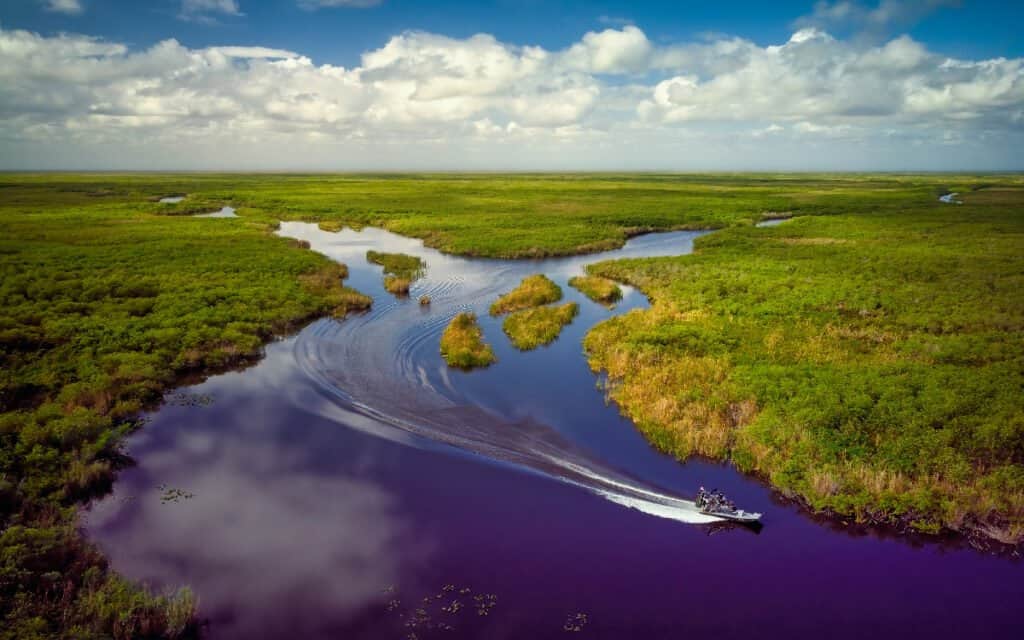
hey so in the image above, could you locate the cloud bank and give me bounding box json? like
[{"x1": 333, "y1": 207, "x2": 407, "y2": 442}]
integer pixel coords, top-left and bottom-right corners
[{"x1": 0, "y1": 23, "x2": 1020, "y2": 169}]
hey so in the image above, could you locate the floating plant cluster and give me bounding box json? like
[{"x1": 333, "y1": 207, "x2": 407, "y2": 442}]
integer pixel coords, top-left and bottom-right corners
[
  {"x1": 381, "y1": 582, "x2": 500, "y2": 638},
  {"x1": 157, "y1": 484, "x2": 194, "y2": 504},
  {"x1": 381, "y1": 583, "x2": 588, "y2": 637},
  {"x1": 166, "y1": 392, "x2": 214, "y2": 407}
]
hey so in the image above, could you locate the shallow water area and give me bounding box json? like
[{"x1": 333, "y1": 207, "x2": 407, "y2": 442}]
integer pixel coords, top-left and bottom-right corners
[
  {"x1": 85, "y1": 223, "x2": 1023, "y2": 639},
  {"x1": 194, "y1": 206, "x2": 237, "y2": 218},
  {"x1": 159, "y1": 196, "x2": 185, "y2": 204},
  {"x1": 756, "y1": 217, "x2": 792, "y2": 227}
]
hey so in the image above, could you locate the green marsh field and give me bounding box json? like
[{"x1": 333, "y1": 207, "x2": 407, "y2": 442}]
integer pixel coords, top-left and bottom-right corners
[{"x1": 1, "y1": 173, "x2": 1022, "y2": 638}]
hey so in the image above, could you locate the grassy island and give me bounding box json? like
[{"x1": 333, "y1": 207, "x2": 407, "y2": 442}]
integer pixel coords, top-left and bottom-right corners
[
  {"x1": 440, "y1": 313, "x2": 496, "y2": 369},
  {"x1": 366, "y1": 250, "x2": 426, "y2": 297},
  {"x1": 490, "y1": 274, "x2": 562, "y2": 315},
  {"x1": 503, "y1": 303, "x2": 580, "y2": 350},
  {"x1": 569, "y1": 275, "x2": 622, "y2": 305}
]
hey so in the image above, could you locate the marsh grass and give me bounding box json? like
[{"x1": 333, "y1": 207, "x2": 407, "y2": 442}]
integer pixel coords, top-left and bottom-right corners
[
  {"x1": 317, "y1": 220, "x2": 346, "y2": 232},
  {"x1": 503, "y1": 303, "x2": 579, "y2": 350},
  {"x1": 440, "y1": 313, "x2": 496, "y2": 369},
  {"x1": 366, "y1": 251, "x2": 425, "y2": 279},
  {"x1": 367, "y1": 250, "x2": 425, "y2": 296},
  {"x1": 584, "y1": 186, "x2": 1024, "y2": 544},
  {"x1": 569, "y1": 275, "x2": 622, "y2": 305},
  {"x1": 299, "y1": 262, "x2": 372, "y2": 316},
  {"x1": 384, "y1": 275, "x2": 412, "y2": 295},
  {"x1": 490, "y1": 274, "x2": 562, "y2": 315}
]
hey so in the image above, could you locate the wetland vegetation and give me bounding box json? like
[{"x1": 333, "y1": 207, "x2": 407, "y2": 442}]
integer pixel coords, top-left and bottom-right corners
[
  {"x1": 584, "y1": 186, "x2": 1024, "y2": 544},
  {"x1": 0, "y1": 173, "x2": 1022, "y2": 636},
  {"x1": 366, "y1": 250, "x2": 426, "y2": 297},
  {"x1": 489, "y1": 274, "x2": 563, "y2": 316},
  {"x1": 502, "y1": 303, "x2": 580, "y2": 351},
  {"x1": 440, "y1": 313, "x2": 497, "y2": 369},
  {"x1": 569, "y1": 275, "x2": 623, "y2": 306}
]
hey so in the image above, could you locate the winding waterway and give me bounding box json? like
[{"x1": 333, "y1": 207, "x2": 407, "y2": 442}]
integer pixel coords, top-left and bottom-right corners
[{"x1": 85, "y1": 222, "x2": 1022, "y2": 639}]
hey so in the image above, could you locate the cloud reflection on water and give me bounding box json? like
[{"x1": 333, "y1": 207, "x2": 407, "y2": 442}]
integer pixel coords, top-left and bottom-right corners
[{"x1": 86, "y1": 347, "x2": 433, "y2": 639}]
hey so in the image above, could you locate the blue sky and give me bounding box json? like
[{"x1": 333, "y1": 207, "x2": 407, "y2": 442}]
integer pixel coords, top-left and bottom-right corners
[
  {"x1": 5, "y1": 1, "x2": 1020, "y2": 64},
  {"x1": 1, "y1": 1, "x2": 1022, "y2": 170}
]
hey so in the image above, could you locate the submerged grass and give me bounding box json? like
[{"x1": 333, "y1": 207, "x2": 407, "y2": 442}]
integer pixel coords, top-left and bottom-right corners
[
  {"x1": 440, "y1": 313, "x2": 496, "y2": 369},
  {"x1": 569, "y1": 275, "x2": 622, "y2": 305},
  {"x1": 503, "y1": 303, "x2": 580, "y2": 350},
  {"x1": 490, "y1": 274, "x2": 562, "y2": 315}
]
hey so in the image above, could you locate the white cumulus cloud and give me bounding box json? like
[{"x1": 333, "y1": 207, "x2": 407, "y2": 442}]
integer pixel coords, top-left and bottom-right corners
[{"x1": 0, "y1": 23, "x2": 1020, "y2": 170}]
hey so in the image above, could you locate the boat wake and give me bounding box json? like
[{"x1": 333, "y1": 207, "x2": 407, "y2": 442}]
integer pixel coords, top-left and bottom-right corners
[
  {"x1": 277, "y1": 222, "x2": 721, "y2": 526},
  {"x1": 292, "y1": 318, "x2": 720, "y2": 525}
]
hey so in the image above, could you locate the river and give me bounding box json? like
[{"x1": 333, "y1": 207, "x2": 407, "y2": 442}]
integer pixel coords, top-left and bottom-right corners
[{"x1": 85, "y1": 222, "x2": 1022, "y2": 639}]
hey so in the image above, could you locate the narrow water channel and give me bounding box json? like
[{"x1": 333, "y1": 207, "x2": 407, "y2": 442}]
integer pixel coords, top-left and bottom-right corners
[{"x1": 85, "y1": 223, "x2": 1022, "y2": 640}]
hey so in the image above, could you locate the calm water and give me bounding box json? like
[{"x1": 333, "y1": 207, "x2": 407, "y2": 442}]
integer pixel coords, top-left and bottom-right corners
[
  {"x1": 85, "y1": 223, "x2": 1022, "y2": 639},
  {"x1": 194, "y1": 206, "x2": 238, "y2": 218}
]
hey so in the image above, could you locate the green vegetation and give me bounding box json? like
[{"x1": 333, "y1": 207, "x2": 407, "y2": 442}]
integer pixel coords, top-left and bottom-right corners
[
  {"x1": 503, "y1": 303, "x2": 580, "y2": 350},
  {"x1": 384, "y1": 275, "x2": 412, "y2": 295},
  {"x1": 298, "y1": 262, "x2": 372, "y2": 315},
  {"x1": 0, "y1": 172, "x2": 1022, "y2": 633},
  {"x1": 490, "y1": 275, "x2": 562, "y2": 315},
  {"x1": 366, "y1": 250, "x2": 426, "y2": 279},
  {"x1": 367, "y1": 250, "x2": 426, "y2": 297},
  {"x1": 317, "y1": 220, "x2": 346, "y2": 232},
  {"x1": 26, "y1": 172, "x2": 888, "y2": 259},
  {"x1": 440, "y1": 313, "x2": 496, "y2": 369},
  {"x1": 584, "y1": 186, "x2": 1024, "y2": 544},
  {"x1": 569, "y1": 275, "x2": 622, "y2": 305}
]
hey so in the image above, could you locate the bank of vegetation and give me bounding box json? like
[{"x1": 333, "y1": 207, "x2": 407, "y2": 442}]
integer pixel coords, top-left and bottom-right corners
[
  {"x1": 503, "y1": 303, "x2": 580, "y2": 350},
  {"x1": 584, "y1": 186, "x2": 1024, "y2": 545},
  {"x1": 569, "y1": 275, "x2": 622, "y2": 305},
  {"x1": 490, "y1": 275, "x2": 562, "y2": 315},
  {"x1": 440, "y1": 313, "x2": 496, "y2": 369}
]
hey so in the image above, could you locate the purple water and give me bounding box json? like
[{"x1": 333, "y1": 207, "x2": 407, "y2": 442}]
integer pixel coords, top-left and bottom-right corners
[{"x1": 85, "y1": 223, "x2": 1022, "y2": 639}]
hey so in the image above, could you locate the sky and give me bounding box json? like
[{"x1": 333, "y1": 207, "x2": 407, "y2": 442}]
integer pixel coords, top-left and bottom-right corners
[{"x1": 0, "y1": 0, "x2": 1021, "y2": 170}]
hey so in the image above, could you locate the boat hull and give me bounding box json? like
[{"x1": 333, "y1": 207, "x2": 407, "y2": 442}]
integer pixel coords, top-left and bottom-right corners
[{"x1": 703, "y1": 509, "x2": 762, "y2": 523}]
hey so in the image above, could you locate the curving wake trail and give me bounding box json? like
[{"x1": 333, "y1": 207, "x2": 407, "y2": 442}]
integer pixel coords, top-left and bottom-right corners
[{"x1": 277, "y1": 222, "x2": 721, "y2": 525}]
